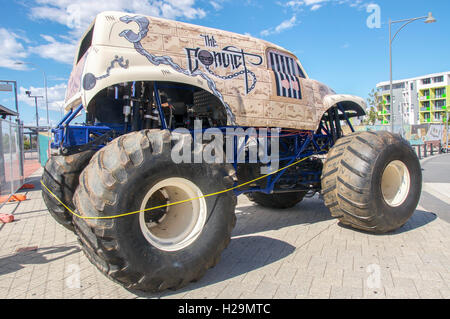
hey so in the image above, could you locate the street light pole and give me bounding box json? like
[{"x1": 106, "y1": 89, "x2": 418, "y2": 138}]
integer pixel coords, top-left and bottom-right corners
[
  {"x1": 14, "y1": 61, "x2": 49, "y2": 129},
  {"x1": 389, "y1": 12, "x2": 436, "y2": 138},
  {"x1": 34, "y1": 97, "x2": 40, "y2": 129},
  {"x1": 389, "y1": 18, "x2": 393, "y2": 134},
  {"x1": 25, "y1": 90, "x2": 43, "y2": 162},
  {"x1": 43, "y1": 70, "x2": 49, "y2": 128},
  {"x1": 25, "y1": 91, "x2": 43, "y2": 129}
]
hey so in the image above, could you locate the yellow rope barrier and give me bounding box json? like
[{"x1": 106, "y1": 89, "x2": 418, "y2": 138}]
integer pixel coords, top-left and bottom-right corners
[{"x1": 40, "y1": 155, "x2": 314, "y2": 220}]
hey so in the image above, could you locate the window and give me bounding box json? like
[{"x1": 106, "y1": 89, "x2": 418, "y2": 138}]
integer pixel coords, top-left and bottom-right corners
[
  {"x1": 423, "y1": 89, "x2": 430, "y2": 97},
  {"x1": 433, "y1": 76, "x2": 444, "y2": 83},
  {"x1": 424, "y1": 113, "x2": 430, "y2": 120},
  {"x1": 435, "y1": 87, "x2": 446, "y2": 98},
  {"x1": 393, "y1": 83, "x2": 405, "y2": 89},
  {"x1": 436, "y1": 100, "x2": 446, "y2": 108},
  {"x1": 423, "y1": 101, "x2": 430, "y2": 108},
  {"x1": 410, "y1": 82, "x2": 414, "y2": 90},
  {"x1": 268, "y1": 50, "x2": 305, "y2": 78},
  {"x1": 76, "y1": 25, "x2": 94, "y2": 64},
  {"x1": 422, "y1": 78, "x2": 431, "y2": 85},
  {"x1": 434, "y1": 112, "x2": 442, "y2": 121},
  {"x1": 268, "y1": 50, "x2": 305, "y2": 100}
]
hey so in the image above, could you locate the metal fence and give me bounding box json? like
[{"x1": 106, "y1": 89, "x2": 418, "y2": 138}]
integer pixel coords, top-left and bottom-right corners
[
  {"x1": 0, "y1": 118, "x2": 24, "y2": 207},
  {"x1": 412, "y1": 141, "x2": 445, "y2": 160}
]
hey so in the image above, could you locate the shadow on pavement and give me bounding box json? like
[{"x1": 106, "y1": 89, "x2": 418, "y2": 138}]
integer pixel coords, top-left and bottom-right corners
[
  {"x1": 337, "y1": 209, "x2": 437, "y2": 235},
  {"x1": 17, "y1": 176, "x2": 43, "y2": 193},
  {"x1": 0, "y1": 246, "x2": 80, "y2": 276},
  {"x1": 129, "y1": 203, "x2": 437, "y2": 298},
  {"x1": 233, "y1": 197, "x2": 334, "y2": 237},
  {"x1": 130, "y1": 235, "x2": 296, "y2": 299},
  {"x1": 130, "y1": 197, "x2": 333, "y2": 298}
]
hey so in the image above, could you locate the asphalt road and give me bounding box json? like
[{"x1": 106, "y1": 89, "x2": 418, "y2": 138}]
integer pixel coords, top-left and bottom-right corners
[{"x1": 419, "y1": 153, "x2": 450, "y2": 223}]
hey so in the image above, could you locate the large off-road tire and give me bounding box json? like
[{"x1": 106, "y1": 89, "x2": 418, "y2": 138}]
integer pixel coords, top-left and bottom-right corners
[
  {"x1": 321, "y1": 131, "x2": 421, "y2": 233},
  {"x1": 41, "y1": 150, "x2": 95, "y2": 231},
  {"x1": 246, "y1": 191, "x2": 307, "y2": 209},
  {"x1": 72, "y1": 130, "x2": 237, "y2": 292}
]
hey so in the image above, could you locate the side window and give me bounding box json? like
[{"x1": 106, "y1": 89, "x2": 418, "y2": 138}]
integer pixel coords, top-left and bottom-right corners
[
  {"x1": 77, "y1": 25, "x2": 94, "y2": 64},
  {"x1": 268, "y1": 50, "x2": 305, "y2": 100}
]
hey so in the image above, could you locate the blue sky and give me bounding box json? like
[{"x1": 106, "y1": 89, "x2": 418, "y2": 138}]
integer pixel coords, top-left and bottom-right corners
[{"x1": 0, "y1": 0, "x2": 449, "y2": 127}]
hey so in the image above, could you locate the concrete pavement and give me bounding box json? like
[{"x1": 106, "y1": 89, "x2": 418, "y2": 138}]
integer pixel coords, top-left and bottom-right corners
[
  {"x1": 0, "y1": 162, "x2": 449, "y2": 299},
  {"x1": 419, "y1": 154, "x2": 450, "y2": 223}
]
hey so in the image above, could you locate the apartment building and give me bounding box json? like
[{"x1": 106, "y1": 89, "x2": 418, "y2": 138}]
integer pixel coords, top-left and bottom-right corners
[{"x1": 376, "y1": 71, "x2": 449, "y2": 125}]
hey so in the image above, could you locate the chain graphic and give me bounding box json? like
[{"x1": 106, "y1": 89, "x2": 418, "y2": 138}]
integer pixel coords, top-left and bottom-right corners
[
  {"x1": 205, "y1": 66, "x2": 258, "y2": 93},
  {"x1": 119, "y1": 15, "x2": 237, "y2": 125},
  {"x1": 96, "y1": 56, "x2": 129, "y2": 80},
  {"x1": 83, "y1": 56, "x2": 129, "y2": 91}
]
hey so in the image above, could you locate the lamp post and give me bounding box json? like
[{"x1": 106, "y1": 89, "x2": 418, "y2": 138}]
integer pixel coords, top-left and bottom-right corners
[
  {"x1": 25, "y1": 90, "x2": 43, "y2": 162},
  {"x1": 15, "y1": 62, "x2": 49, "y2": 129},
  {"x1": 25, "y1": 90, "x2": 43, "y2": 130},
  {"x1": 389, "y1": 12, "x2": 436, "y2": 137}
]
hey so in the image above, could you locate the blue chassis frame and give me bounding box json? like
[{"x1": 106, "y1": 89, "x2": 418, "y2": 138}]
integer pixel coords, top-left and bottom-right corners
[{"x1": 52, "y1": 83, "x2": 354, "y2": 196}]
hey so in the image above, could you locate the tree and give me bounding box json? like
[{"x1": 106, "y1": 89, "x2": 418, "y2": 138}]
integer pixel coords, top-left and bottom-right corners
[
  {"x1": 363, "y1": 107, "x2": 379, "y2": 126},
  {"x1": 367, "y1": 88, "x2": 383, "y2": 113},
  {"x1": 364, "y1": 88, "x2": 383, "y2": 125}
]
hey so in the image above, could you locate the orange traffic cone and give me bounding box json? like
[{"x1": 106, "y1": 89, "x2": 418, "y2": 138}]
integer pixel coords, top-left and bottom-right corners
[{"x1": 8, "y1": 194, "x2": 27, "y2": 202}]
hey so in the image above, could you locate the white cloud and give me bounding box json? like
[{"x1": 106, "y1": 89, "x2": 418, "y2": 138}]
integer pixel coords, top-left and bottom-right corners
[
  {"x1": 28, "y1": 35, "x2": 77, "y2": 65},
  {"x1": 285, "y1": 0, "x2": 328, "y2": 9},
  {"x1": 0, "y1": 28, "x2": 29, "y2": 70},
  {"x1": 263, "y1": 0, "x2": 368, "y2": 37},
  {"x1": 25, "y1": 0, "x2": 208, "y2": 64},
  {"x1": 19, "y1": 83, "x2": 68, "y2": 112},
  {"x1": 261, "y1": 15, "x2": 298, "y2": 36},
  {"x1": 29, "y1": 0, "x2": 207, "y2": 37},
  {"x1": 283, "y1": 0, "x2": 367, "y2": 11},
  {"x1": 210, "y1": 1, "x2": 223, "y2": 11}
]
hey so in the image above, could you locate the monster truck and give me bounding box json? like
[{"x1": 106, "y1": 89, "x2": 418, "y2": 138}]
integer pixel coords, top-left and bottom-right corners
[{"x1": 42, "y1": 11, "x2": 421, "y2": 292}]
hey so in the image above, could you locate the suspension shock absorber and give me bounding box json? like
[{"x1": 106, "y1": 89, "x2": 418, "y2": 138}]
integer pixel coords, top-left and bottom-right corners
[
  {"x1": 131, "y1": 82, "x2": 141, "y2": 132},
  {"x1": 142, "y1": 84, "x2": 159, "y2": 129},
  {"x1": 123, "y1": 83, "x2": 131, "y2": 133}
]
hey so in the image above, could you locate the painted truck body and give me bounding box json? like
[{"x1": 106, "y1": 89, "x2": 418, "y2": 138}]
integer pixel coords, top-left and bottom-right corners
[{"x1": 65, "y1": 11, "x2": 366, "y2": 131}]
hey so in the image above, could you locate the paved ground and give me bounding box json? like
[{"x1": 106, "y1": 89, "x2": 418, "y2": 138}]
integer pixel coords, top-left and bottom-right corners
[
  {"x1": 0, "y1": 158, "x2": 449, "y2": 299},
  {"x1": 23, "y1": 152, "x2": 41, "y2": 180},
  {"x1": 420, "y1": 154, "x2": 450, "y2": 223}
]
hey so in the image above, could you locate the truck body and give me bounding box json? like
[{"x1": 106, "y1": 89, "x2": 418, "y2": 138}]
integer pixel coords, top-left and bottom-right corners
[{"x1": 64, "y1": 11, "x2": 365, "y2": 133}]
